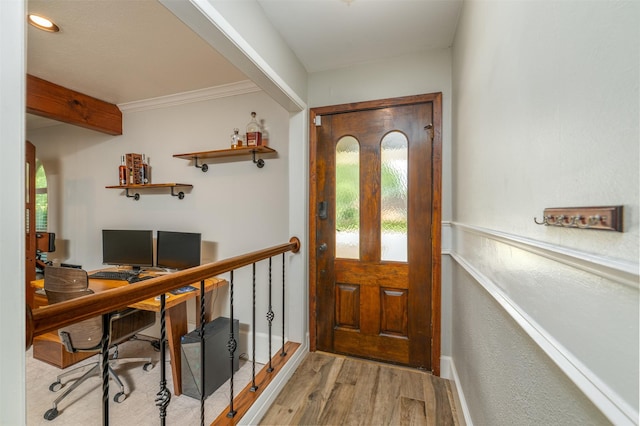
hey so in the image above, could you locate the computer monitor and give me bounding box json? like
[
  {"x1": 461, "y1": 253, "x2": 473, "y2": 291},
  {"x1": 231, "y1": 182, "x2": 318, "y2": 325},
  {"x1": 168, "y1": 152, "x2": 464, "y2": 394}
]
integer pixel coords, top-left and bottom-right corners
[
  {"x1": 156, "y1": 231, "x2": 201, "y2": 270},
  {"x1": 102, "y1": 229, "x2": 154, "y2": 270}
]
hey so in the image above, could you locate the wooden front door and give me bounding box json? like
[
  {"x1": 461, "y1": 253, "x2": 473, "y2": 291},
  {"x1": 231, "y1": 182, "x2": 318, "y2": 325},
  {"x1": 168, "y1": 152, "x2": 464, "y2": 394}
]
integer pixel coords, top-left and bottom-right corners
[
  {"x1": 26, "y1": 141, "x2": 36, "y2": 308},
  {"x1": 310, "y1": 94, "x2": 442, "y2": 372}
]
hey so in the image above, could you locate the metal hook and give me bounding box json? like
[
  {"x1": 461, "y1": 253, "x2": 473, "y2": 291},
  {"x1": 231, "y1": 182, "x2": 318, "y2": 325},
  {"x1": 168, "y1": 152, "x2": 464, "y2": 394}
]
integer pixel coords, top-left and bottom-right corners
[
  {"x1": 568, "y1": 215, "x2": 582, "y2": 227},
  {"x1": 549, "y1": 215, "x2": 566, "y2": 226},
  {"x1": 534, "y1": 216, "x2": 549, "y2": 225},
  {"x1": 574, "y1": 215, "x2": 591, "y2": 228},
  {"x1": 588, "y1": 215, "x2": 605, "y2": 227}
]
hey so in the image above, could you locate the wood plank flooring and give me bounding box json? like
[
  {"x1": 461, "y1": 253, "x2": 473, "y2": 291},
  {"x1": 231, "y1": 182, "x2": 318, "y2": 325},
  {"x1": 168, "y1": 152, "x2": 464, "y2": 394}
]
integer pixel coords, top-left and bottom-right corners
[{"x1": 259, "y1": 352, "x2": 463, "y2": 426}]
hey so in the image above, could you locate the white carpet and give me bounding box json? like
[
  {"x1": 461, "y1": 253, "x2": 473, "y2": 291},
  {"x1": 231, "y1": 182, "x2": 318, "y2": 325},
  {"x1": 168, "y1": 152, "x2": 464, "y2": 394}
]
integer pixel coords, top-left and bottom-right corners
[{"x1": 27, "y1": 336, "x2": 258, "y2": 425}]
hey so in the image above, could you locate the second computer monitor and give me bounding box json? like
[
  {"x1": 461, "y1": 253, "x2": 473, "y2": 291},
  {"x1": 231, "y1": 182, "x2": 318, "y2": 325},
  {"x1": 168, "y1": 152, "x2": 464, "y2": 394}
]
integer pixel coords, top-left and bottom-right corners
[{"x1": 156, "y1": 231, "x2": 201, "y2": 270}]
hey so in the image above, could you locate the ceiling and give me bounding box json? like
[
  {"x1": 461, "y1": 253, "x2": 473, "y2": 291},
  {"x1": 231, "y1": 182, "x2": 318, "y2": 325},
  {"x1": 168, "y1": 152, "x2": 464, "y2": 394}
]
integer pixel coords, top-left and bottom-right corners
[{"x1": 26, "y1": 0, "x2": 462, "y2": 126}]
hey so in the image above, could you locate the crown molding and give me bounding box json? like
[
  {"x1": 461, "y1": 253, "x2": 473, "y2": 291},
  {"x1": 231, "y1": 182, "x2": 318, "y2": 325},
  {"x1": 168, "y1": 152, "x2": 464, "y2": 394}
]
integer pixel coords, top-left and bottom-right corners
[{"x1": 118, "y1": 80, "x2": 261, "y2": 113}]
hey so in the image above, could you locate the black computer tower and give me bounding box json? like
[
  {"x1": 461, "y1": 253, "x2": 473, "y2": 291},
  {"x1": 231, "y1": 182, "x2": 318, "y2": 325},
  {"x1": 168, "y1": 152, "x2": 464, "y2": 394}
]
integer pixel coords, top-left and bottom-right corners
[{"x1": 180, "y1": 316, "x2": 240, "y2": 399}]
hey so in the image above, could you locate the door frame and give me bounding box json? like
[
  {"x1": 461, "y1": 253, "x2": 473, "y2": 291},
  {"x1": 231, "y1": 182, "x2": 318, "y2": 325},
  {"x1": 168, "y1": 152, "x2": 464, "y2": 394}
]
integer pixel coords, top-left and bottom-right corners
[
  {"x1": 26, "y1": 141, "x2": 36, "y2": 308},
  {"x1": 308, "y1": 93, "x2": 443, "y2": 375}
]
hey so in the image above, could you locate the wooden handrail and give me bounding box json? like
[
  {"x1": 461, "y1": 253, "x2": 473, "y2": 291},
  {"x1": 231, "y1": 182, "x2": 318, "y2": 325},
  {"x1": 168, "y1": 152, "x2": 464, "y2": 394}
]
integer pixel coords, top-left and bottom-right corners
[{"x1": 26, "y1": 237, "x2": 300, "y2": 349}]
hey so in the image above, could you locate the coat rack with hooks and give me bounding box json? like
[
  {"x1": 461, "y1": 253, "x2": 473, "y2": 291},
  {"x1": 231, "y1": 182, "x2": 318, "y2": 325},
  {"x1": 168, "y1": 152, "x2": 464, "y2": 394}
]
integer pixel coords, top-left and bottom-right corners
[{"x1": 534, "y1": 206, "x2": 623, "y2": 232}]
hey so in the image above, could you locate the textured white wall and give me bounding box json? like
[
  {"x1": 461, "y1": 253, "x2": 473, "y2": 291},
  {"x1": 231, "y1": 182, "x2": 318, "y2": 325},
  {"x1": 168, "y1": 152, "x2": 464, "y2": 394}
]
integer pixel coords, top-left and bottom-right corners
[
  {"x1": 451, "y1": 1, "x2": 639, "y2": 424},
  {"x1": 0, "y1": 0, "x2": 26, "y2": 423},
  {"x1": 452, "y1": 263, "x2": 612, "y2": 425},
  {"x1": 453, "y1": 0, "x2": 638, "y2": 260}
]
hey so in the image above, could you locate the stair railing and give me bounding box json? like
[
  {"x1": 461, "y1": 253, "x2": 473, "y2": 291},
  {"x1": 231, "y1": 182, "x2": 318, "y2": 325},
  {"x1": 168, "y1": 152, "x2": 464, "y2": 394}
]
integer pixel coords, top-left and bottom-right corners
[{"x1": 26, "y1": 237, "x2": 300, "y2": 425}]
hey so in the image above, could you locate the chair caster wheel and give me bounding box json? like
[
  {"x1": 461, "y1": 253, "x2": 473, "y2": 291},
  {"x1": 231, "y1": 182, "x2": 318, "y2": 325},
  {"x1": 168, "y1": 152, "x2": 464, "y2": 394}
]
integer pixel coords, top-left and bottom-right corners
[
  {"x1": 49, "y1": 381, "x2": 63, "y2": 392},
  {"x1": 143, "y1": 362, "x2": 154, "y2": 372},
  {"x1": 44, "y1": 408, "x2": 59, "y2": 421},
  {"x1": 114, "y1": 392, "x2": 127, "y2": 403}
]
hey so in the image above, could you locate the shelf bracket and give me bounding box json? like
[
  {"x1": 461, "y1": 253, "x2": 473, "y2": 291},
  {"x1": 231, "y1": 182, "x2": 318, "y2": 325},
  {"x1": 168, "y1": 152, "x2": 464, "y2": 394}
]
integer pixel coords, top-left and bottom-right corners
[
  {"x1": 193, "y1": 157, "x2": 208, "y2": 173},
  {"x1": 252, "y1": 150, "x2": 265, "y2": 168},
  {"x1": 124, "y1": 189, "x2": 140, "y2": 201},
  {"x1": 170, "y1": 187, "x2": 186, "y2": 200}
]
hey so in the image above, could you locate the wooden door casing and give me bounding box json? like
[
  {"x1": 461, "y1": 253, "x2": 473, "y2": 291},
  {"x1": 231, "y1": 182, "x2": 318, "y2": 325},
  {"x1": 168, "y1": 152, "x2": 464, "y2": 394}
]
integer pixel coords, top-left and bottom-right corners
[
  {"x1": 26, "y1": 141, "x2": 36, "y2": 308},
  {"x1": 309, "y1": 94, "x2": 443, "y2": 373}
]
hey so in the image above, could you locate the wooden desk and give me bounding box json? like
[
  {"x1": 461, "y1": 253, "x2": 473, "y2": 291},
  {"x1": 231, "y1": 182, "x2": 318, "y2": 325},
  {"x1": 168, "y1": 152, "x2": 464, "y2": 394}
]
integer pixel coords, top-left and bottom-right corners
[{"x1": 31, "y1": 273, "x2": 228, "y2": 396}]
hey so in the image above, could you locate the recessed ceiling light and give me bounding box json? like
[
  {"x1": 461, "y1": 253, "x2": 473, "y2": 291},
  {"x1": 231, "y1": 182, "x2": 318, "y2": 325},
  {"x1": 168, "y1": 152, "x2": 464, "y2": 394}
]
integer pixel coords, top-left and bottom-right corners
[{"x1": 28, "y1": 14, "x2": 60, "y2": 32}]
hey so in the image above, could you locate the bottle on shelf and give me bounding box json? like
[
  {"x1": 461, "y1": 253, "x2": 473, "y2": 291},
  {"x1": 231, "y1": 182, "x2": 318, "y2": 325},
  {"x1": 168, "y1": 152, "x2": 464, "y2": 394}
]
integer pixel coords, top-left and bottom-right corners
[
  {"x1": 260, "y1": 118, "x2": 269, "y2": 147},
  {"x1": 140, "y1": 154, "x2": 150, "y2": 184},
  {"x1": 118, "y1": 155, "x2": 127, "y2": 186},
  {"x1": 245, "y1": 111, "x2": 262, "y2": 147},
  {"x1": 231, "y1": 128, "x2": 241, "y2": 149}
]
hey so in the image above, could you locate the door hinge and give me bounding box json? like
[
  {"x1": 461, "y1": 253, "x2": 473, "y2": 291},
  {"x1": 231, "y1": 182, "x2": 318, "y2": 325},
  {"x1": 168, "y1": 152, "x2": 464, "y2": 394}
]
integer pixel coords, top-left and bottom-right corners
[
  {"x1": 314, "y1": 115, "x2": 322, "y2": 126},
  {"x1": 424, "y1": 123, "x2": 434, "y2": 141}
]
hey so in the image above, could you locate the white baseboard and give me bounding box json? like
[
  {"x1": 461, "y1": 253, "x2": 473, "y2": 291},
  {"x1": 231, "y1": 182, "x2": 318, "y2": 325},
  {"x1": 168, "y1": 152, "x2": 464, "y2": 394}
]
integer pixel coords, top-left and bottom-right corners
[
  {"x1": 441, "y1": 356, "x2": 473, "y2": 426},
  {"x1": 239, "y1": 337, "x2": 310, "y2": 425},
  {"x1": 440, "y1": 355, "x2": 452, "y2": 380}
]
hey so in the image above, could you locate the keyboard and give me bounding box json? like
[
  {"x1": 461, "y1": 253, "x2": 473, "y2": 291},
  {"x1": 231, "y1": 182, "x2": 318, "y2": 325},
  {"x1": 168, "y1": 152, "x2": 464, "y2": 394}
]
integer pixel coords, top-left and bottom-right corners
[{"x1": 88, "y1": 271, "x2": 137, "y2": 280}]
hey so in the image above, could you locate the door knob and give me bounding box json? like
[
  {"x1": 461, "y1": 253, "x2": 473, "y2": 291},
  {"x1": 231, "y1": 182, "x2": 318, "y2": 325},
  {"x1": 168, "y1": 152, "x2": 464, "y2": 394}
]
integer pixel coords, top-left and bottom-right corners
[{"x1": 318, "y1": 243, "x2": 327, "y2": 252}]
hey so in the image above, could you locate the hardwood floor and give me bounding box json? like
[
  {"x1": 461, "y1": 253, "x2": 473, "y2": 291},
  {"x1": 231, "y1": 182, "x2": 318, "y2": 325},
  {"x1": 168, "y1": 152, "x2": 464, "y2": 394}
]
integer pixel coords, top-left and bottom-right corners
[{"x1": 259, "y1": 352, "x2": 463, "y2": 426}]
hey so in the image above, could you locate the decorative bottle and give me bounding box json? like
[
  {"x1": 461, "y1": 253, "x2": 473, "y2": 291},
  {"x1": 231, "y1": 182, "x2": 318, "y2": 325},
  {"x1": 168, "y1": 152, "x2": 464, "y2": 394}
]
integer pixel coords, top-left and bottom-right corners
[
  {"x1": 118, "y1": 155, "x2": 127, "y2": 186},
  {"x1": 245, "y1": 112, "x2": 262, "y2": 147},
  {"x1": 260, "y1": 118, "x2": 269, "y2": 147},
  {"x1": 231, "y1": 128, "x2": 241, "y2": 148},
  {"x1": 140, "y1": 154, "x2": 150, "y2": 184}
]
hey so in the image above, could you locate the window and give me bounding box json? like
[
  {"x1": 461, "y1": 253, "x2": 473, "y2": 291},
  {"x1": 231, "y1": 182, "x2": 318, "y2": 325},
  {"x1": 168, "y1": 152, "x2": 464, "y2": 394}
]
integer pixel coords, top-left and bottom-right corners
[{"x1": 35, "y1": 159, "x2": 48, "y2": 231}]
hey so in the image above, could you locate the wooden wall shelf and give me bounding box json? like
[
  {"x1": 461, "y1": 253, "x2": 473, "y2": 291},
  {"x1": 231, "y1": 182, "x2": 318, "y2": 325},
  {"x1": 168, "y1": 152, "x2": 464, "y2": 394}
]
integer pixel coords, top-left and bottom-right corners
[
  {"x1": 173, "y1": 146, "x2": 276, "y2": 171},
  {"x1": 106, "y1": 183, "x2": 193, "y2": 200}
]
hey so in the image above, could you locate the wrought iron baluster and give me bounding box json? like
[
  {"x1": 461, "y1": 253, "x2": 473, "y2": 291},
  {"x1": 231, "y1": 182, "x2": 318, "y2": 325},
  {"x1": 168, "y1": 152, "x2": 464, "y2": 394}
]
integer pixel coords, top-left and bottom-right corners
[
  {"x1": 199, "y1": 279, "x2": 206, "y2": 426},
  {"x1": 281, "y1": 253, "x2": 287, "y2": 357},
  {"x1": 227, "y1": 271, "x2": 237, "y2": 418},
  {"x1": 155, "y1": 294, "x2": 171, "y2": 425},
  {"x1": 266, "y1": 257, "x2": 274, "y2": 372},
  {"x1": 251, "y1": 263, "x2": 258, "y2": 391},
  {"x1": 101, "y1": 313, "x2": 111, "y2": 426}
]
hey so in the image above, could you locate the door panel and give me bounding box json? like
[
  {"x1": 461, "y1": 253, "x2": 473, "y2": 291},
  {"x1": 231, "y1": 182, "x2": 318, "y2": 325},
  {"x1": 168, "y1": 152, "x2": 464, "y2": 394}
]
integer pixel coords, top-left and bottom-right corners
[{"x1": 313, "y1": 96, "x2": 440, "y2": 369}]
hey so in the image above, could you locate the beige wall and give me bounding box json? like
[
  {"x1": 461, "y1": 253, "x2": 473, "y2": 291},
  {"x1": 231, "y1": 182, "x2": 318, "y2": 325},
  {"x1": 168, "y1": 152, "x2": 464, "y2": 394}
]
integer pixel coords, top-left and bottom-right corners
[
  {"x1": 27, "y1": 89, "x2": 296, "y2": 359},
  {"x1": 451, "y1": 1, "x2": 639, "y2": 424}
]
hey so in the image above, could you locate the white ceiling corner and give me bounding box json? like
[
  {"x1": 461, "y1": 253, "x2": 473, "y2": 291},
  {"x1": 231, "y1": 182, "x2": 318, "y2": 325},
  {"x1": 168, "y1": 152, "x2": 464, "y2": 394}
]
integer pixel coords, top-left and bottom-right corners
[{"x1": 26, "y1": 0, "x2": 462, "y2": 128}]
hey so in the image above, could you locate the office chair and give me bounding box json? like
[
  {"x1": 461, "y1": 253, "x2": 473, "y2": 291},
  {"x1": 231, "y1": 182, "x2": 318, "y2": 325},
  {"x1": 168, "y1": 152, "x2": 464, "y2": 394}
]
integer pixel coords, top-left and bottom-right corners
[{"x1": 42, "y1": 266, "x2": 156, "y2": 421}]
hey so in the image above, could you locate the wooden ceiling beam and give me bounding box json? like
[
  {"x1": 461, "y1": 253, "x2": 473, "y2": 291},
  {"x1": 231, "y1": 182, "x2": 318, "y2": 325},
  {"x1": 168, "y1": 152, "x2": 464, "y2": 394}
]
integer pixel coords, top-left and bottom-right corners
[{"x1": 26, "y1": 74, "x2": 122, "y2": 136}]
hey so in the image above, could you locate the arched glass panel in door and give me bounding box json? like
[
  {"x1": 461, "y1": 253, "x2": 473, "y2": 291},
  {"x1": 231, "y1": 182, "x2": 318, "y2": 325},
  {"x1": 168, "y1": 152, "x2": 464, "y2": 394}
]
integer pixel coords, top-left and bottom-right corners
[
  {"x1": 381, "y1": 132, "x2": 408, "y2": 262},
  {"x1": 335, "y1": 136, "x2": 360, "y2": 259}
]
